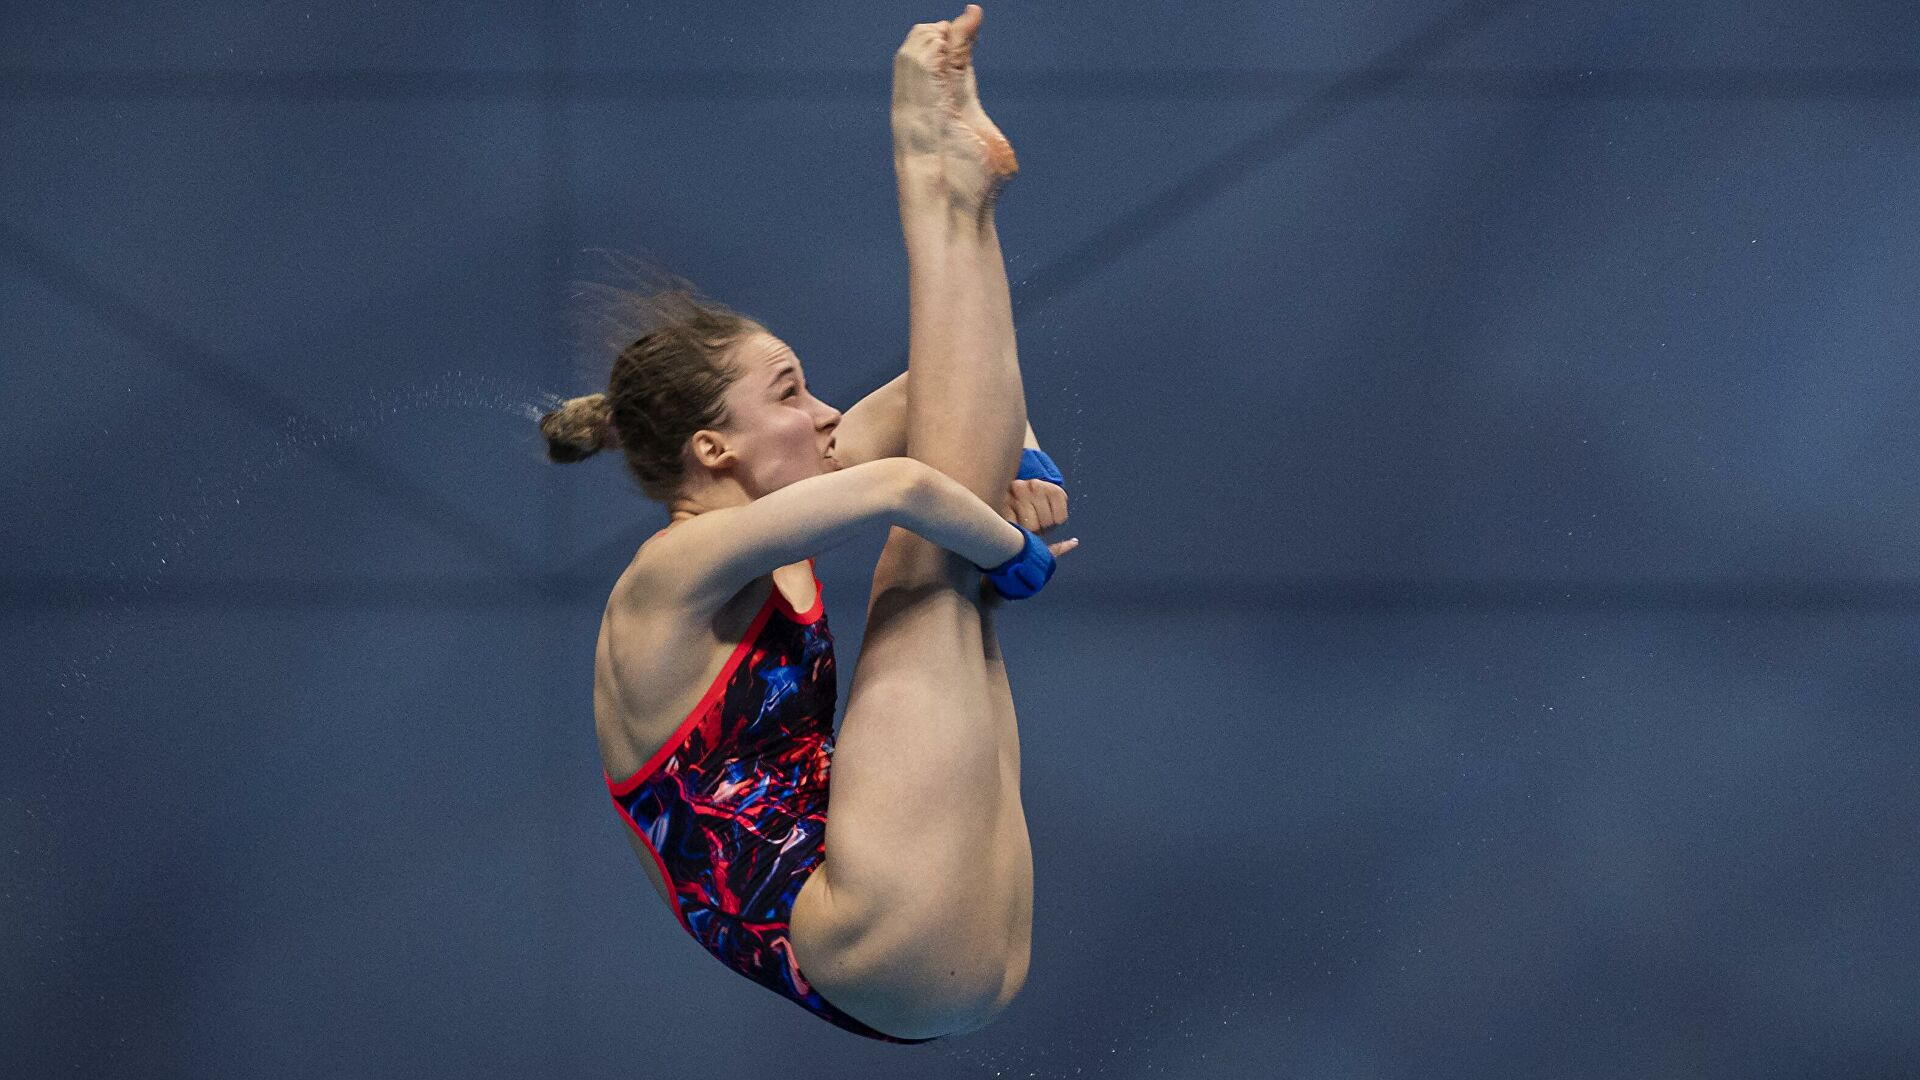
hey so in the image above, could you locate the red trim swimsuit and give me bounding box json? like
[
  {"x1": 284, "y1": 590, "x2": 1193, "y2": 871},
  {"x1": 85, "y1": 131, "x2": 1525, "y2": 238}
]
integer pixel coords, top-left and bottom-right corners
[{"x1": 604, "y1": 551, "x2": 935, "y2": 1045}]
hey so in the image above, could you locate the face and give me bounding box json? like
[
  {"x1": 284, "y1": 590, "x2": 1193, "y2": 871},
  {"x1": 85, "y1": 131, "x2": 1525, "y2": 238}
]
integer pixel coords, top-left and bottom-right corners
[{"x1": 693, "y1": 331, "x2": 843, "y2": 496}]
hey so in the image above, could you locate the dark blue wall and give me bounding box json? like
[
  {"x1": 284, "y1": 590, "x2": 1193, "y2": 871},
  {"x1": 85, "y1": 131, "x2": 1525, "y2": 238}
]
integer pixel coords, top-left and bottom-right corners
[{"x1": 5, "y1": 2, "x2": 1917, "y2": 1077}]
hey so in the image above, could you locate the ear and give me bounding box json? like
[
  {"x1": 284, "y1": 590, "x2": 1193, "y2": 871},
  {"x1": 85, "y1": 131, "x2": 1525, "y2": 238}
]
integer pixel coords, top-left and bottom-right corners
[{"x1": 687, "y1": 429, "x2": 737, "y2": 471}]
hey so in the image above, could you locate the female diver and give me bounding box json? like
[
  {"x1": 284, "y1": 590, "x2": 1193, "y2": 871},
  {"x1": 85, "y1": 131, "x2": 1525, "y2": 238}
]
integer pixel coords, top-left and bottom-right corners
[{"x1": 539, "y1": 7, "x2": 1070, "y2": 1044}]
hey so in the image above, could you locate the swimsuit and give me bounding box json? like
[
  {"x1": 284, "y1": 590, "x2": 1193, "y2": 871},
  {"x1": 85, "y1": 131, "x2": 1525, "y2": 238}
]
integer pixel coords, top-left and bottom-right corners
[{"x1": 604, "y1": 552, "x2": 935, "y2": 1045}]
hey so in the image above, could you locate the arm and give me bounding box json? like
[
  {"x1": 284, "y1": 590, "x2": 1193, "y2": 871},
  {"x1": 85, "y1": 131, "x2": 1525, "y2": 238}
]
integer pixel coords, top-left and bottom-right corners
[
  {"x1": 834, "y1": 369, "x2": 1041, "y2": 469},
  {"x1": 630, "y1": 457, "x2": 1023, "y2": 617}
]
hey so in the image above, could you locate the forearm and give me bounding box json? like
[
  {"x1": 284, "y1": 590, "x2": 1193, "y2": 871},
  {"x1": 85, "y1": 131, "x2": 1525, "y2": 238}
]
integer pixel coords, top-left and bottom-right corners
[{"x1": 896, "y1": 459, "x2": 1026, "y2": 569}]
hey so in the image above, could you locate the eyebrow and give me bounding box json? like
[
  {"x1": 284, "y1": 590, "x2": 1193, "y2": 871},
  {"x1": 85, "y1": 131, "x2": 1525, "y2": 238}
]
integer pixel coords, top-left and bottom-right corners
[{"x1": 768, "y1": 362, "x2": 799, "y2": 387}]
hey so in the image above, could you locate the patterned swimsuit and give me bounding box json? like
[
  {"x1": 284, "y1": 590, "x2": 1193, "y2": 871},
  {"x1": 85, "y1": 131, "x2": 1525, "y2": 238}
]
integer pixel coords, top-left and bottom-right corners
[{"x1": 604, "y1": 556, "x2": 936, "y2": 1045}]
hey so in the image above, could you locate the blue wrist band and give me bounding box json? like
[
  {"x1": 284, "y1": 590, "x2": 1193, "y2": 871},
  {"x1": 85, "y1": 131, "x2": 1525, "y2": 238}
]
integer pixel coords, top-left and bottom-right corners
[
  {"x1": 982, "y1": 524, "x2": 1056, "y2": 601},
  {"x1": 1016, "y1": 448, "x2": 1065, "y2": 489}
]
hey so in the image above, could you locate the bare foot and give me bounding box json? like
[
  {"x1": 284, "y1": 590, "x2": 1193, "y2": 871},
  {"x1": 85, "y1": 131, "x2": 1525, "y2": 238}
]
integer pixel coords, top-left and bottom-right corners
[
  {"x1": 891, "y1": 5, "x2": 1018, "y2": 218},
  {"x1": 943, "y1": 6, "x2": 1018, "y2": 192}
]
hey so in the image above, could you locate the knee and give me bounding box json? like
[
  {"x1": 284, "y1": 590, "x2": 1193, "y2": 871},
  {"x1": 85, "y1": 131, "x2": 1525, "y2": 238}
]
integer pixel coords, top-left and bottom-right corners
[
  {"x1": 869, "y1": 530, "x2": 979, "y2": 607},
  {"x1": 815, "y1": 947, "x2": 1012, "y2": 1041}
]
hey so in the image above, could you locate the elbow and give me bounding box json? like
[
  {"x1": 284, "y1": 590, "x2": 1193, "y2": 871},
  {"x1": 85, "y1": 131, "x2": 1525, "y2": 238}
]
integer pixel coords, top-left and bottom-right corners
[{"x1": 882, "y1": 457, "x2": 933, "y2": 525}]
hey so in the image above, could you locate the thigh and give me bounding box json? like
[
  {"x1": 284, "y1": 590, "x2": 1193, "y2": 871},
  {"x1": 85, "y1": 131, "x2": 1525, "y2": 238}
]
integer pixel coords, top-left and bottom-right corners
[
  {"x1": 787, "y1": 528, "x2": 1019, "y2": 1031},
  {"x1": 826, "y1": 551, "x2": 1000, "y2": 892}
]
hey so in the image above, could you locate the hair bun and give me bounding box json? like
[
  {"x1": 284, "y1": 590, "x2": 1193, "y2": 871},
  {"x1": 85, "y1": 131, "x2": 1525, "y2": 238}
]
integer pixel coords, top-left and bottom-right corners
[{"x1": 540, "y1": 392, "x2": 616, "y2": 464}]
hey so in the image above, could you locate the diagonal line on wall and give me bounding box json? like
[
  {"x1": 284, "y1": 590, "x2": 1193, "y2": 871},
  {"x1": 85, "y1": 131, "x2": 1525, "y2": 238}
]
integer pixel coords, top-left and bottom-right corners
[
  {"x1": 9, "y1": 2, "x2": 1905, "y2": 602},
  {"x1": 0, "y1": 219, "x2": 541, "y2": 577},
  {"x1": 998, "y1": 0, "x2": 1535, "y2": 330}
]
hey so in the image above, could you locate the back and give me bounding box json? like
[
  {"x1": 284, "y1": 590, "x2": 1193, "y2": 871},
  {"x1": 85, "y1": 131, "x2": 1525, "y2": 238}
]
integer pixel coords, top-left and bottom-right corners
[
  {"x1": 593, "y1": 534, "x2": 823, "y2": 905},
  {"x1": 591, "y1": 547, "x2": 920, "y2": 1043},
  {"x1": 593, "y1": 555, "x2": 819, "y2": 769}
]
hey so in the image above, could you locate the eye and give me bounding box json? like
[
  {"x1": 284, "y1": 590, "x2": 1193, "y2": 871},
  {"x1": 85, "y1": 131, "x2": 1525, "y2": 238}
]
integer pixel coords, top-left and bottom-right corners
[{"x1": 784, "y1": 387, "x2": 799, "y2": 399}]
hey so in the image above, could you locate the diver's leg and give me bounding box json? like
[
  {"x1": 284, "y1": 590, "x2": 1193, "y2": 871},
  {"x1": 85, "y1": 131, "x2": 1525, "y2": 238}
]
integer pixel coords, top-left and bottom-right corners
[
  {"x1": 788, "y1": 8, "x2": 1032, "y2": 1040},
  {"x1": 976, "y1": 601, "x2": 1034, "y2": 1017}
]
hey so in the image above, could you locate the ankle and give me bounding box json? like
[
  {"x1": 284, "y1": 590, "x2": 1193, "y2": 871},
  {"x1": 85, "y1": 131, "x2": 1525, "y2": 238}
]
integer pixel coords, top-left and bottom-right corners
[
  {"x1": 900, "y1": 192, "x2": 991, "y2": 248},
  {"x1": 894, "y1": 155, "x2": 950, "y2": 210}
]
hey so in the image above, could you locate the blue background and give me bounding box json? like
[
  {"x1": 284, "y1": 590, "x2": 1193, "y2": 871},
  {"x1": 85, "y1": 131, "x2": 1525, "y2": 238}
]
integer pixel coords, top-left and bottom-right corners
[{"x1": 4, "y1": 2, "x2": 1917, "y2": 1077}]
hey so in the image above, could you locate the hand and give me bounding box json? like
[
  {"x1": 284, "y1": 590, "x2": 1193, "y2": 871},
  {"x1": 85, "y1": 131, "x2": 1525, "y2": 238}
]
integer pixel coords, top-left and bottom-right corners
[{"x1": 1004, "y1": 478, "x2": 1078, "y2": 557}]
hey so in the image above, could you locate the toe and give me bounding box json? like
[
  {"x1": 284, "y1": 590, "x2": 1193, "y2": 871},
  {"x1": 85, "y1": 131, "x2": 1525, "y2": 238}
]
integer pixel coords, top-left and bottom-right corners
[
  {"x1": 947, "y1": 28, "x2": 976, "y2": 69},
  {"x1": 953, "y1": 6, "x2": 981, "y2": 49}
]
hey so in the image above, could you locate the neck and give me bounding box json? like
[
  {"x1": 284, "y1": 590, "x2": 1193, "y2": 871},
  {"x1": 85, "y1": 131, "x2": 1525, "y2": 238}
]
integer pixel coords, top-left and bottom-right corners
[{"x1": 667, "y1": 478, "x2": 751, "y2": 523}]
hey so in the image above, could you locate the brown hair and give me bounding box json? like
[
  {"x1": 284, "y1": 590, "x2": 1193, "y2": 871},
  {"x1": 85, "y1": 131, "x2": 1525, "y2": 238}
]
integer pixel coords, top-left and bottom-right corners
[{"x1": 540, "y1": 258, "x2": 766, "y2": 503}]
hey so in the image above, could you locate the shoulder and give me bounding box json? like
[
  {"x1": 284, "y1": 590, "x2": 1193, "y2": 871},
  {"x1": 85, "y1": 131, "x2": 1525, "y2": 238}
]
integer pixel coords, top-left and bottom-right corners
[
  {"x1": 611, "y1": 518, "x2": 750, "y2": 624},
  {"x1": 610, "y1": 530, "x2": 694, "y2": 623},
  {"x1": 614, "y1": 508, "x2": 769, "y2": 614}
]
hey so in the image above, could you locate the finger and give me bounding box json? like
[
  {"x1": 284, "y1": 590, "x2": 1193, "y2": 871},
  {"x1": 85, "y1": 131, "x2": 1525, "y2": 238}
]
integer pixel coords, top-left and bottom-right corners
[
  {"x1": 1022, "y1": 480, "x2": 1059, "y2": 530},
  {"x1": 1015, "y1": 496, "x2": 1041, "y2": 533},
  {"x1": 1030, "y1": 489, "x2": 1061, "y2": 530},
  {"x1": 1048, "y1": 538, "x2": 1080, "y2": 558},
  {"x1": 1042, "y1": 482, "x2": 1067, "y2": 526}
]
